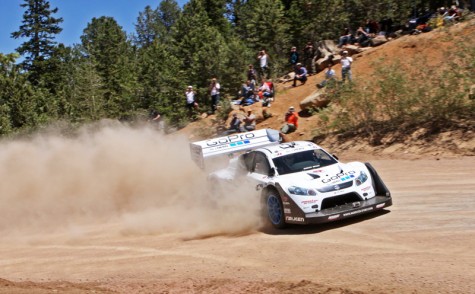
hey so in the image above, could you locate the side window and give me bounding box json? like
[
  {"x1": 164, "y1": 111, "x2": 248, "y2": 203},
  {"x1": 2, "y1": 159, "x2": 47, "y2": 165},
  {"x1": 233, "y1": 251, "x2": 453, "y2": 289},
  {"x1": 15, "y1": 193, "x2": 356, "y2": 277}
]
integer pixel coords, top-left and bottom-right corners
[
  {"x1": 240, "y1": 152, "x2": 255, "y2": 172},
  {"x1": 253, "y1": 152, "x2": 270, "y2": 175}
]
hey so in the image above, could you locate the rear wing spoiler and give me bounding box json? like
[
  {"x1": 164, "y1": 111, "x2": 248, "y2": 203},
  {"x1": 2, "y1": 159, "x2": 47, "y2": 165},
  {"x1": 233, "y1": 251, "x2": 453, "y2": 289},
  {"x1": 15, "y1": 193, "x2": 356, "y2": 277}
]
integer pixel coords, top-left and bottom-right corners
[{"x1": 190, "y1": 129, "x2": 281, "y2": 169}]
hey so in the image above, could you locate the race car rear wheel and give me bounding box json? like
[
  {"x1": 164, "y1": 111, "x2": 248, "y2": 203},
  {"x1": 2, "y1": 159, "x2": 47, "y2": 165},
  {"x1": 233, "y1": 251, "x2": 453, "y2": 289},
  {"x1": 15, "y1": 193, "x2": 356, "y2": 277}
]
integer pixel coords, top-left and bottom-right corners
[{"x1": 265, "y1": 189, "x2": 286, "y2": 229}]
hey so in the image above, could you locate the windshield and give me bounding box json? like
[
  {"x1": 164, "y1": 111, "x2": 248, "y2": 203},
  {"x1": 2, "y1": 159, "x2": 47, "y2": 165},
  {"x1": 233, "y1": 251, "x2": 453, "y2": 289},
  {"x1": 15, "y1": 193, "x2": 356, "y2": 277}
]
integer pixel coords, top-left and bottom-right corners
[{"x1": 272, "y1": 149, "x2": 337, "y2": 175}]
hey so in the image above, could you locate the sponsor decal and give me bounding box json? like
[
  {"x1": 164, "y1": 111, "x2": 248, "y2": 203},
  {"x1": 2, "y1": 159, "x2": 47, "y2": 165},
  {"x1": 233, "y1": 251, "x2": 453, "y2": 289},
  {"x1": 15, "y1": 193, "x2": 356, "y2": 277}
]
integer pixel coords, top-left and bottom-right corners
[
  {"x1": 285, "y1": 216, "x2": 305, "y2": 222},
  {"x1": 301, "y1": 199, "x2": 318, "y2": 205},
  {"x1": 328, "y1": 214, "x2": 340, "y2": 220},
  {"x1": 342, "y1": 207, "x2": 373, "y2": 217},
  {"x1": 283, "y1": 201, "x2": 291, "y2": 206},
  {"x1": 282, "y1": 196, "x2": 289, "y2": 202},
  {"x1": 361, "y1": 186, "x2": 372, "y2": 191},
  {"x1": 206, "y1": 133, "x2": 255, "y2": 147},
  {"x1": 284, "y1": 208, "x2": 291, "y2": 214},
  {"x1": 322, "y1": 171, "x2": 356, "y2": 184}
]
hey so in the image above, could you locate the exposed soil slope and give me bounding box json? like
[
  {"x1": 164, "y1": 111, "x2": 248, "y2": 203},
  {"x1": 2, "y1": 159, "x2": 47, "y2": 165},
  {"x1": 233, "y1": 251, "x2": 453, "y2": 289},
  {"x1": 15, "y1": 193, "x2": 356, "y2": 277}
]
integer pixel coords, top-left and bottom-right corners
[{"x1": 183, "y1": 18, "x2": 475, "y2": 158}]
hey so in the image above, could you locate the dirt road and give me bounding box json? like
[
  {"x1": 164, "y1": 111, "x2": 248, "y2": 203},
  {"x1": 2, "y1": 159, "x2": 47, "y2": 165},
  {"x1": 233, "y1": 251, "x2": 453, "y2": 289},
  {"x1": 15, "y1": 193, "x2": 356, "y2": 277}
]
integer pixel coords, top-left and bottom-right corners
[{"x1": 1, "y1": 152, "x2": 474, "y2": 293}]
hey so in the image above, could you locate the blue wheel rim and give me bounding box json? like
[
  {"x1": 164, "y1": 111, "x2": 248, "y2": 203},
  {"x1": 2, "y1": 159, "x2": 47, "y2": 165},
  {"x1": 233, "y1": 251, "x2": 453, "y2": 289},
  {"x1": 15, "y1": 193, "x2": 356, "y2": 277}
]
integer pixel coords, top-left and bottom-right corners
[{"x1": 267, "y1": 195, "x2": 282, "y2": 225}]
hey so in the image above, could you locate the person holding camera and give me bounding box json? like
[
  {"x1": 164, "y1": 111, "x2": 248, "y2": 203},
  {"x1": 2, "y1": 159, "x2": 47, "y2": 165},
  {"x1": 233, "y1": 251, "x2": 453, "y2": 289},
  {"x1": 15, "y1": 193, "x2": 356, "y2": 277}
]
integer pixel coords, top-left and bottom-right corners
[
  {"x1": 257, "y1": 49, "x2": 269, "y2": 79},
  {"x1": 185, "y1": 85, "x2": 198, "y2": 117},
  {"x1": 209, "y1": 77, "x2": 221, "y2": 114}
]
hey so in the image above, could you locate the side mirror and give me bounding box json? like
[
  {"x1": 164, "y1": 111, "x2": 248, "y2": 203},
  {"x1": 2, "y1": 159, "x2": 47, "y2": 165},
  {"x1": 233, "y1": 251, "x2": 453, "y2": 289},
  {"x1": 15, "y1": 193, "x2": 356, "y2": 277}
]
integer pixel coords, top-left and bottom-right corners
[{"x1": 268, "y1": 167, "x2": 276, "y2": 177}]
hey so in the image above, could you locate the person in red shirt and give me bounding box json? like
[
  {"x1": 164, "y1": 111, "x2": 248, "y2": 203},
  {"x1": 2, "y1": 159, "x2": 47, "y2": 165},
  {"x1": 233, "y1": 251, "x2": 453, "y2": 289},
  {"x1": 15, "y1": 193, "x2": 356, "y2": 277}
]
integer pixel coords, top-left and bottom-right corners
[{"x1": 281, "y1": 106, "x2": 298, "y2": 134}]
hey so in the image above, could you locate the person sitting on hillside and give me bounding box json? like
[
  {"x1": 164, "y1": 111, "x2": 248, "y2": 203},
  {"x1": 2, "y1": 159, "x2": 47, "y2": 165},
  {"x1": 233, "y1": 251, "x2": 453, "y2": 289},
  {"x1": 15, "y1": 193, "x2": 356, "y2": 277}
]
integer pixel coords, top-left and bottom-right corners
[
  {"x1": 247, "y1": 64, "x2": 258, "y2": 87},
  {"x1": 239, "y1": 80, "x2": 254, "y2": 99},
  {"x1": 354, "y1": 27, "x2": 373, "y2": 47},
  {"x1": 242, "y1": 109, "x2": 257, "y2": 131},
  {"x1": 258, "y1": 78, "x2": 274, "y2": 107},
  {"x1": 317, "y1": 63, "x2": 336, "y2": 88},
  {"x1": 224, "y1": 113, "x2": 242, "y2": 135},
  {"x1": 281, "y1": 106, "x2": 298, "y2": 134},
  {"x1": 337, "y1": 27, "x2": 354, "y2": 48},
  {"x1": 443, "y1": 5, "x2": 461, "y2": 24},
  {"x1": 292, "y1": 63, "x2": 307, "y2": 87},
  {"x1": 241, "y1": 89, "x2": 260, "y2": 106},
  {"x1": 364, "y1": 19, "x2": 380, "y2": 34}
]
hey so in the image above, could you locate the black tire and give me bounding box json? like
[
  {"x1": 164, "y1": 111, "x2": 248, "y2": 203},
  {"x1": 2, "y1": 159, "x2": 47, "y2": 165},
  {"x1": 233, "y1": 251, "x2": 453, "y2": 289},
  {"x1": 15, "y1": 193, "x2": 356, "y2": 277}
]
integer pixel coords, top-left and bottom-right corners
[{"x1": 264, "y1": 189, "x2": 286, "y2": 229}]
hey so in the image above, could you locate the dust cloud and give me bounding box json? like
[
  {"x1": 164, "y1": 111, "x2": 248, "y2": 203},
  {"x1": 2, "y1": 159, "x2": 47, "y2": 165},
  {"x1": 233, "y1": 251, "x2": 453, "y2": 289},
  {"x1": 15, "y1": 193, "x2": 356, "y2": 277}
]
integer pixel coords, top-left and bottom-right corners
[{"x1": 0, "y1": 122, "x2": 261, "y2": 240}]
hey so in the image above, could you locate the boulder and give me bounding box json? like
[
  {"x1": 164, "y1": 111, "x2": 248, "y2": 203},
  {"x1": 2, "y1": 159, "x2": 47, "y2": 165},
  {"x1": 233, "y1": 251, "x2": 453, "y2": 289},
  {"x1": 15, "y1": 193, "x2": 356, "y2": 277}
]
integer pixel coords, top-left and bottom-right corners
[
  {"x1": 341, "y1": 44, "x2": 363, "y2": 55},
  {"x1": 371, "y1": 35, "x2": 388, "y2": 47},
  {"x1": 299, "y1": 90, "x2": 330, "y2": 110},
  {"x1": 315, "y1": 40, "x2": 339, "y2": 59},
  {"x1": 315, "y1": 57, "x2": 336, "y2": 72},
  {"x1": 313, "y1": 40, "x2": 339, "y2": 72}
]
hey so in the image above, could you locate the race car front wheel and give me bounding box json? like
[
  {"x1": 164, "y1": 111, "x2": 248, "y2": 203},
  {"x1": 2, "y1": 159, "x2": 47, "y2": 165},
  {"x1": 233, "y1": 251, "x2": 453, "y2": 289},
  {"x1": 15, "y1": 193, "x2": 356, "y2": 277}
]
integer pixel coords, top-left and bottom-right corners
[{"x1": 265, "y1": 189, "x2": 286, "y2": 229}]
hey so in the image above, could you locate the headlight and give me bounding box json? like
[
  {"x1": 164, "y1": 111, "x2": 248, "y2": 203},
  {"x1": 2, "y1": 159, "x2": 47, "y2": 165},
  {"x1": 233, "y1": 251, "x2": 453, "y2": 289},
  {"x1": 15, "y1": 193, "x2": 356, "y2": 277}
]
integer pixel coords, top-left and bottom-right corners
[
  {"x1": 355, "y1": 171, "x2": 368, "y2": 186},
  {"x1": 288, "y1": 186, "x2": 317, "y2": 196}
]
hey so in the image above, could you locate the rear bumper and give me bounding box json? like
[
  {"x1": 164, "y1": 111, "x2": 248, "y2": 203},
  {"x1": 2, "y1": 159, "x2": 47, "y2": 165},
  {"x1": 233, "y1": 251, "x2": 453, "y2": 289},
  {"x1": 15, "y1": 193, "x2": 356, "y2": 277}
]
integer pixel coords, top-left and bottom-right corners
[{"x1": 304, "y1": 196, "x2": 392, "y2": 224}]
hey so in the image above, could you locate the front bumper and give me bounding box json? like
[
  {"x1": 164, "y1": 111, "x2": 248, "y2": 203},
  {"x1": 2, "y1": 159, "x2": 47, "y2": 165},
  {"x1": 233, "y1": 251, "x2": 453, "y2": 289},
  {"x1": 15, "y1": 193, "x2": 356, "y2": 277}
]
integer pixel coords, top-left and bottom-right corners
[{"x1": 303, "y1": 196, "x2": 392, "y2": 224}]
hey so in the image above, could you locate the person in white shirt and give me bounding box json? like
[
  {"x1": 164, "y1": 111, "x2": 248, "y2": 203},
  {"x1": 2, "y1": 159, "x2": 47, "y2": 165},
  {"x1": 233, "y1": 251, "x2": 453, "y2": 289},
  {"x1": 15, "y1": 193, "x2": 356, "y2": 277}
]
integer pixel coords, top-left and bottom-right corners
[
  {"x1": 317, "y1": 63, "x2": 336, "y2": 88},
  {"x1": 209, "y1": 77, "x2": 221, "y2": 113},
  {"x1": 257, "y1": 49, "x2": 269, "y2": 79},
  {"x1": 340, "y1": 51, "x2": 353, "y2": 82},
  {"x1": 185, "y1": 85, "x2": 197, "y2": 116}
]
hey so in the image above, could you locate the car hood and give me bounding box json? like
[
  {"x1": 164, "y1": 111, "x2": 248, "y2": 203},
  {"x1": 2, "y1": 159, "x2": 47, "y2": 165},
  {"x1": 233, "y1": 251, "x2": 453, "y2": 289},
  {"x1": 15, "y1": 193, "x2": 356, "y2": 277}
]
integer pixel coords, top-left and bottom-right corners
[{"x1": 278, "y1": 163, "x2": 358, "y2": 188}]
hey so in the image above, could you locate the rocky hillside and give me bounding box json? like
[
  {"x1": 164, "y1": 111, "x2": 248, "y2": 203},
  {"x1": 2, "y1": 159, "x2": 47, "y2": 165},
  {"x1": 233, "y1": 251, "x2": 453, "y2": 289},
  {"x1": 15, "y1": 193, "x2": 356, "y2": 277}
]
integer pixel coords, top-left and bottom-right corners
[{"x1": 181, "y1": 18, "x2": 475, "y2": 159}]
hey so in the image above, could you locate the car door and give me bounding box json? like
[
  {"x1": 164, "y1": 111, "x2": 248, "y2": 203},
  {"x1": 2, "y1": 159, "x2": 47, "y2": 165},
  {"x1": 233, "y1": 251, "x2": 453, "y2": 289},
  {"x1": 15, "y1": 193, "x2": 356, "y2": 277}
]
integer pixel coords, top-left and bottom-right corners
[{"x1": 248, "y1": 151, "x2": 272, "y2": 185}]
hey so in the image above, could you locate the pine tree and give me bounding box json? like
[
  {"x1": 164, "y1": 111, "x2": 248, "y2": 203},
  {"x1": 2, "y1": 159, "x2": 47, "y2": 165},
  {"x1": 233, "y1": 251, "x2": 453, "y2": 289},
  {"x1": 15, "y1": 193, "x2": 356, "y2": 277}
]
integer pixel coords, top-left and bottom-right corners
[
  {"x1": 234, "y1": 0, "x2": 290, "y2": 75},
  {"x1": 11, "y1": 0, "x2": 63, "y2": 84},
  {"x1": 134, "y1": 0, "x2": 181, "y2": 47},
  {"x1": 174, "y1": 1, "x2": 228, "y2": 86},
  {"x1": 80, "y1": 16, "x2": 137, "y2": 118},
  {"x1": 0, "y1": 53, "x2": 43, "y2": 132}
]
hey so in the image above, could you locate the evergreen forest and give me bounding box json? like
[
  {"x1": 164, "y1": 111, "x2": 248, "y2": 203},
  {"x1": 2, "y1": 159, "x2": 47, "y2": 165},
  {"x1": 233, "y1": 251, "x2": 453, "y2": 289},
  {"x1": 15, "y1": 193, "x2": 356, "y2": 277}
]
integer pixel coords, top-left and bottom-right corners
[{"x1": 0, "y1": 0, "x2": 471, "y2": 136}]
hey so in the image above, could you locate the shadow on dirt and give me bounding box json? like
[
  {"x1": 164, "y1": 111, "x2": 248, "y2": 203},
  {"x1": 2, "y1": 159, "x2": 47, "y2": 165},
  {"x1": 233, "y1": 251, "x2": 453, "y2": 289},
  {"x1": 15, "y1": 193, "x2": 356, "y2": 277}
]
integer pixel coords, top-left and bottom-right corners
[{"x1": 260, "y1": 209, "x2": 391, "y2": 235}]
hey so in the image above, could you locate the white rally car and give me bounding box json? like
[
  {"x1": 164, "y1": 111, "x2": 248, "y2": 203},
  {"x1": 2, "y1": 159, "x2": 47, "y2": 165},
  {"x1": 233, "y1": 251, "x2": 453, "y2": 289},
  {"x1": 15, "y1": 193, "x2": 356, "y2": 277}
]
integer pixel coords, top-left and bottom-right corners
[{"x1": 190, "y1": 129, "x2": 392, "y2": 228}]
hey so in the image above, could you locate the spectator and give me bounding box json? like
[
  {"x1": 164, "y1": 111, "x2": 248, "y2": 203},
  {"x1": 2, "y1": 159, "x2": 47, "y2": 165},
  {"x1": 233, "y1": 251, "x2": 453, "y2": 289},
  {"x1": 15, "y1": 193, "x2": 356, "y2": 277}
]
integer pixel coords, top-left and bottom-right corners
[
  {"x1": 209, "y1": 77, "x2": 221, "y2": 113},
  {"x1": 281, "y1": 106, "x2": 298, "y2": 134},
  {"x1": 150, "y1": 110, "x2": 165, "y2": 132},
  {"x1": 364, "y1": 19, "x2": 379, "y2": 34},
  {"x1": 240, "y1": 80, "x2": 254, "y2": 100},
  {"x1": 317, "y1": 63, "x2": 336, "y2": 88},
  {"x1": 303, "y1": 41, "x2": 315, "y2": 75},
  {"x1": 240, "y1": 89, "x2": 261, "y2": 106},
  {"x1": 340, "y1": 51, "x2": 353, "y2": 82},
  {"x1": 247, "y1": 64, "x2": 258, "y2": 87},
  {"x1": 258, "y1": 78, "x2": 273, "y2": 107},
  {"x1": 292, "y1": 63, "x2": 307, "y2": 87},
  {"x1": 242, "y1": 109, "x2": 256, "y2": 131},
  {"x1": 443, "y1": 5, "x2": 461, "y2": 23},
  {"x1": 379, "y1": 18, "x2": 393, "y2": 36},
  {"x1": 257, "y1": 49, "x2": 269, "y2": 79},
  {"x1": 185, "y1": 85, "x2": 198, "y2": 117},
  {"x1": 355, "y1": 27, "x2": 372, "y2": 47},
  {"x1": 337, "y1": 27, "x2": 354, "y2": 48},
  {"x1": 289, "y1": 46, "x2": 299, "y2": 71},
  {"x1": 224, "y1": 113, "x2": 242, "y2": 134}
]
